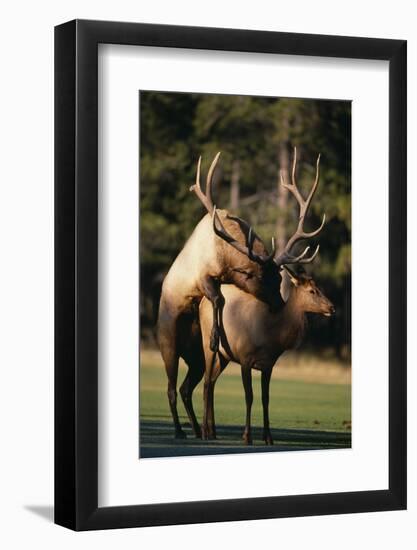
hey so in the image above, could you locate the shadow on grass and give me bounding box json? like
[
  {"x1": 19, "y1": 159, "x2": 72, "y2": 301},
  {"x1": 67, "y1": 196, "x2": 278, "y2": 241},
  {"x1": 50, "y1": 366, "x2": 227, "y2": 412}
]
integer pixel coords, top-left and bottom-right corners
[{"x1": 140, "y1": 419, "x2": 351, "y2": 458}]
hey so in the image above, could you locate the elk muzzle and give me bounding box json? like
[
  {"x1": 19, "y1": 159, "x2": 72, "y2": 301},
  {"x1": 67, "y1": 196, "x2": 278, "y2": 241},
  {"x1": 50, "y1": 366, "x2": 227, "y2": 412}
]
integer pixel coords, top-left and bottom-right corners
[{"x1": 323, "y1": 302, "x2": 336, "y2": 317}]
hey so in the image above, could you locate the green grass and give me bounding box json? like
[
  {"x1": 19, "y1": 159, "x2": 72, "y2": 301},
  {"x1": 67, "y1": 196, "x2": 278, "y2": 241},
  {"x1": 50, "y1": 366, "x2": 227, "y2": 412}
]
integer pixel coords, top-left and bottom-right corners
[{"x1": 140, "y1": 349, "x2": 351, "y2": 458}]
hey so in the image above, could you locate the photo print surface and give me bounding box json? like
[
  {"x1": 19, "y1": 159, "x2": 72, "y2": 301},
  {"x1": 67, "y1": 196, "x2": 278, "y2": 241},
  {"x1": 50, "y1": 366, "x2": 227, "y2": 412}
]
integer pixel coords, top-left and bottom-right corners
[{"x1": 139, "y1": 91, "x2": 351, "y2": 459}]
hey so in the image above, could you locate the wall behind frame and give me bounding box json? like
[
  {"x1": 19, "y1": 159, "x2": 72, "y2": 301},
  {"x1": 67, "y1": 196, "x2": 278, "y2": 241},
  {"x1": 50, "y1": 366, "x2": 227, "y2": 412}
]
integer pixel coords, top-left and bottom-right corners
[{"x1": 0, "y1": 0, "x2": 415, "y2": 548}]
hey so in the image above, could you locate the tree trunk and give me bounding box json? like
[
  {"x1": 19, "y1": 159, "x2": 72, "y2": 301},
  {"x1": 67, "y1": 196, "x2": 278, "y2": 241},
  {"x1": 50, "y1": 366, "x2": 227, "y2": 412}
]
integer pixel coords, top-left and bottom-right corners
[
  {"x1": 229, "y1": 159, "x2": 240, "y2": 210},
  {"x1": 276, "y1": 143, "x2": 290, "y2": 251}
]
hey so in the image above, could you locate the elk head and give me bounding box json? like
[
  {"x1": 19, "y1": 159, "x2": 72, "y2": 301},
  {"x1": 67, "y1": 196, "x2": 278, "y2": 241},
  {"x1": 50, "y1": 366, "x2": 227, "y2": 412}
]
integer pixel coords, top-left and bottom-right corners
[
  {"x1": 282, "y1": 265, "x2": 335, "y2": 317},
  {"x1": 190, "y1": 148, "x2": 327, "y2": 308},
  {"x1": 190, "y1": 153, "x2": 281, "y2": 307}
]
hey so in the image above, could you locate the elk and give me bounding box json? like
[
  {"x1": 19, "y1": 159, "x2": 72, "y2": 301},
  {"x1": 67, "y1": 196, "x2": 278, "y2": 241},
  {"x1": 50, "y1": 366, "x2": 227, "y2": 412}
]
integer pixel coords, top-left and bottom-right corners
[
  {"x1": 196, "y1": 150, "x2": 332, "y2": 442},
  {"x1": 157, "y1": 149, "x2": 323, "y2": 439},
  {"x1": 199, "y1": 267, "x2": 335, "y2": 443}
]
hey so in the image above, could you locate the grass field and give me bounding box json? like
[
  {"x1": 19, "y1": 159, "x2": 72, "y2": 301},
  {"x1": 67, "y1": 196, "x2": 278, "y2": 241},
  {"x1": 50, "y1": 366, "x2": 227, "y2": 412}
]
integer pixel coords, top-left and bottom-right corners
[{"x1": 140, "y1": 349, "x2": 351, "y2": 458}]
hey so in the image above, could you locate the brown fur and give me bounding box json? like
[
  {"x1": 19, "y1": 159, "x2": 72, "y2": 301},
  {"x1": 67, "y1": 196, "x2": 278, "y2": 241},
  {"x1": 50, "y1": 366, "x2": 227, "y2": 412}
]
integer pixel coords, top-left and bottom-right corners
[
  {"x1": 198, "y1": 271, "x2": 335, "y2": 444},
  {"x1": 157, "y1": 148, "x2": 327, "y2": 439},
  {"x1": 157, "y1": 209, "x2": 282, "y2": 439}
]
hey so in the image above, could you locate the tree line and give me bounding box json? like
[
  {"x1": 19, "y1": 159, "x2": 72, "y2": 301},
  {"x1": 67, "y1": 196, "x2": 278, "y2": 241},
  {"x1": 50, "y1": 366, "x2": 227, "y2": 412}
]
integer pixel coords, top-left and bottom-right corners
[{"x1": 140, "y1": 91, "x2": 351, "y2": 360}]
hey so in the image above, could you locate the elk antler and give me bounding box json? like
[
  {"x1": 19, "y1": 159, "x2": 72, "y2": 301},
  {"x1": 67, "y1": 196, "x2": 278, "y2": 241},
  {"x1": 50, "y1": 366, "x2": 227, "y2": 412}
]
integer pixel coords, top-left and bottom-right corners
[
  {"x1": 190, "y1": 152, "x2": 275, "y2": 265},
  {"x1": 273, "y1": 147, "x2": 326, "y2": 267},
  {"x1": 212, "y1": 207, "x2": 276, "y2": 265},
  {"x1": 189, "y1": 152, "x2": 221, "y2": 214}
]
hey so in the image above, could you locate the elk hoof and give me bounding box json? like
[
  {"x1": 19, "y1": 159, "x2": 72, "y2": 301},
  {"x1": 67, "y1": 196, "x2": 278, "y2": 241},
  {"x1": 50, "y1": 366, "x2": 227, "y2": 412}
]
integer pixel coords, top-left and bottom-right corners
[
  {"x1": 242, "y1": 432, "x2": 253, "y2": 446},
  {"x1": 202, "y1": 426, "x2": 216, "y2": 440},
  {"x1": 174, "y1": 429, "x2": 187, "y2": 440},
  {"x1": 193, "y1": 425, "x2": 202, "y2": 439}
]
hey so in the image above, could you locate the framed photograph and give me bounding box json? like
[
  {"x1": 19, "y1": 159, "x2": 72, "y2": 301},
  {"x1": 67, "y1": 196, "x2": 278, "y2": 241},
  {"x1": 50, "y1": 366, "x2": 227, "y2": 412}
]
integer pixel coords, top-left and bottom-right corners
[{"x1": 55, "y1": 19, "x2": 406, "y2": 530}]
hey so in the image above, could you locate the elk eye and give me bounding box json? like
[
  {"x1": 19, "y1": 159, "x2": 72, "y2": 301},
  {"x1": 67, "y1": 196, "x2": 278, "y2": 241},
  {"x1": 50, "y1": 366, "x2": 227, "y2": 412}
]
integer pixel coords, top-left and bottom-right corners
[{"x1": 309, "y1": 289, "x2": 315, "y2": 294}]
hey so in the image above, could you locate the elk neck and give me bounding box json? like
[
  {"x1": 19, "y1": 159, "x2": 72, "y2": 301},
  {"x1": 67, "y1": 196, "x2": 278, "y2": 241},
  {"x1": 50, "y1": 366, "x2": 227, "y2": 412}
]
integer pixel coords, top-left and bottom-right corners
[{"x1": 270, "y1": 289, "x2": 307, "y2": 350}]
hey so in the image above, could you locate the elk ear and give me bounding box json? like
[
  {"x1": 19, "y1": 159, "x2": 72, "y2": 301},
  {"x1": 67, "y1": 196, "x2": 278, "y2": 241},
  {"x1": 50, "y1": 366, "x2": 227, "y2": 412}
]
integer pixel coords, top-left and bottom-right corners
[
  {"x1": 282, "y1": 265, "x2": 300, "y2": 287},
  {"x1": 280, "y1": 269, "x2": 291, "y2": 301}
]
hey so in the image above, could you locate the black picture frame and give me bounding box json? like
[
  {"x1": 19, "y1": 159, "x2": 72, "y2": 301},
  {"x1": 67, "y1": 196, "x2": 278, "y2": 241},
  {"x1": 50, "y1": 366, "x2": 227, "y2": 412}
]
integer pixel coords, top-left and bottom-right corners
[{"x1": 55, "y1": 19, "x2": 407, "y2": 531}]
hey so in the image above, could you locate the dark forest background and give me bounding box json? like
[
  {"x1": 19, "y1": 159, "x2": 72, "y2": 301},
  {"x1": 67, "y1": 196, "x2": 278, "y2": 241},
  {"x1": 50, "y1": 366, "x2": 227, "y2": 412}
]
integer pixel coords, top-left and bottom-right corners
[{"x1": 139, "y1": 91, "x2": 351, "y2": 361}]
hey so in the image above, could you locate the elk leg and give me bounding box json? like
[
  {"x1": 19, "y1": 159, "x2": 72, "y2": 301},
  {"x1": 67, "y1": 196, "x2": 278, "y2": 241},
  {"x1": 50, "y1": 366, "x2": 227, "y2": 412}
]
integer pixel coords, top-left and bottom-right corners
[
  {"x1": 202, "y1": 340, "x2": 216, "y2": 439},
  {"x1": 208, "y1": 357, "x2": 227, "y2": 439},
  {"x1": 158, "y1": 313, "x2": 186, "y2": 439},
  {"x1": 261, "y1": 367, "x2": 274, "y2": 445},
  {"x1": 202, "y1": 351, "x2": 228, "y2": 440},
  {"x1": 202, "y1": 378, "x2": 216, "y2": 440},
  {"x1": 201, "y1": 276, "x2": 224, "y2": 352},
  {"x1": 202, "y1": 352, "x2": 221, "y2": 440},
  {"x1": 241, "y1": 366, "x2": 253, "y2": 445},
  {"x1": 164, "y1": 365, "x2": 186, "y2": 438},
  {"x1": 180, "y1": 362, "x2": 204, "y2": 439},
  {"x1": 166, "y1": 359, "x2": 187, "y2": 439},
  {"x1": 202, "y1": 381, "x2": 215, "y2": 440}
]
